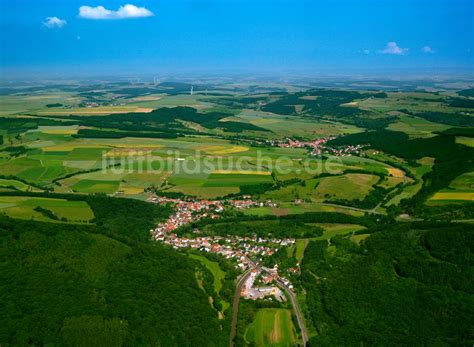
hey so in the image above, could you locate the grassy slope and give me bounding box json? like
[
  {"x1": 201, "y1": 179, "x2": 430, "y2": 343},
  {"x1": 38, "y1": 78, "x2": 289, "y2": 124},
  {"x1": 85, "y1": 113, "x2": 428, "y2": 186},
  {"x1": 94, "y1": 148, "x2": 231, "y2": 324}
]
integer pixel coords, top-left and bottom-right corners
[
  {"x1": 244, "y1": 308, "x2": 296, "y2": 347},
  {"x1": 189, "y1": 253, "x2": 226, "y2": 294}
]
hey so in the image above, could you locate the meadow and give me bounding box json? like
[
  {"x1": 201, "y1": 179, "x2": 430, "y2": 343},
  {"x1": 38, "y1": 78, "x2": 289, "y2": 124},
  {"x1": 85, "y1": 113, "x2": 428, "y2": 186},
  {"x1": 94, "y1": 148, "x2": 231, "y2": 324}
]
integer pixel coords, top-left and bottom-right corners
[
  {"x1": 0, "y1": 196, "x2": 94, "y2": 223},
  {"x1": 189, "y1": 253, "x2": 226, "y2": 294},
  {"x1": 0, "y1": 86, "x2": 472, "y2": 213},
  {"x1": 244, "y1": 308, "x2": 296, "y2": 347},
  {"x1": 387, "y1": 114, "x2": 450, "y2": 138},
  {"x1": 311, "y1": 223, "x2": 367, "y2": 240},
  {"x1": 237, "y1": 109, "x2": 362, "y2": 139},
  {"x1": 428, "y1": 172, "x2": 474, "y2": 203}
]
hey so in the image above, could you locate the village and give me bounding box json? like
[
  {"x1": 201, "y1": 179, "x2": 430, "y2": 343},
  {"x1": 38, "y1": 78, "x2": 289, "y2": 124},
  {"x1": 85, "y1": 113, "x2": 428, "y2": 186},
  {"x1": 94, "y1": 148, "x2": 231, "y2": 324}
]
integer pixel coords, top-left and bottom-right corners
[
  {"x1": 267, "y1": 136, "x2": 367, "y2": 156},
  {"x1": 149, "y1": 195, "x2": 297, "y2": 301}
]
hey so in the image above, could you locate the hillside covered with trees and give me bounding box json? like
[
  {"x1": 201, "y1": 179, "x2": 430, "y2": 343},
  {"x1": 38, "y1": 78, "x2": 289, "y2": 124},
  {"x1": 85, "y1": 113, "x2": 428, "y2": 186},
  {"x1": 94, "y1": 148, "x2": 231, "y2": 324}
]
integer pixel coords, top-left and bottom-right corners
[
  {"x1": 301, "y1": 223, "x2": 473, "y2": 346},
  {"x1": 0, "y1": 194, "x2": 228, "y2": 346}
]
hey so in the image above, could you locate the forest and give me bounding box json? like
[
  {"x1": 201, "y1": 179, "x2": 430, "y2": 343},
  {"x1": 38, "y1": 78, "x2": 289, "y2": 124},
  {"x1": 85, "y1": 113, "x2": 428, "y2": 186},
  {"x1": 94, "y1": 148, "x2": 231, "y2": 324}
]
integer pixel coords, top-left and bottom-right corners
[
  {"x1": 0, "y1": 193, "x2": 229, "y2": 346},
  {"x1": 68, "y1": 106, "x2": 268, "y2": 134},
  {"x1": 301, "y1": 222, "x2": 473, "y2": 346}
]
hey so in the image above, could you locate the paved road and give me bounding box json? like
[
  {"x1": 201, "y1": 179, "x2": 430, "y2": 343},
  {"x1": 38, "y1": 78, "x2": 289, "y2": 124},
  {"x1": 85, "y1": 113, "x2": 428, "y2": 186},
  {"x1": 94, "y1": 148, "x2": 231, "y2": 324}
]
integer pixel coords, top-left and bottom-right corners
[
  {"x1": 229, "y1": 269, "x2": 253, "y2": 347},
  {"x1": 229, "y1": 262, "x2": 308, "y2": 347},
  {"x1": 274, "y1": 278, "x2": 308, "y2": 346},
  {"x1": 320, "y1": 202, "x2": 383, "y2": 215},
  {"x1": 281, "y1": 284, "x2": 308, "y2": 346}
]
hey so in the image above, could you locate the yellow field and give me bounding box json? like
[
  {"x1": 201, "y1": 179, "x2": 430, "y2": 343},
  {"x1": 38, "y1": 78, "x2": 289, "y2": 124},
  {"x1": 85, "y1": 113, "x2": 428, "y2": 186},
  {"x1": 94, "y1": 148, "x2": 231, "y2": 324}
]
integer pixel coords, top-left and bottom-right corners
[
  {"x1": 42, "y1": 129, "x2": 78, "y2": 135},
  {"x1": 211, "y1": 170, "x2": 271, "y2": 175},
  {"x1": 105, "y1": 147, "x2": 161, "y2": 157},
  {"x1": 112, "y1": 143, "x2": 164, "y2": 148},
  {"x1": 351, "y1": 234, "x2": 370, "y2": 244},
  {"x1": 195, "y1": 145, "x2": 249, "y2": 155},
  {"x1": 132, "y1": 96, "x2": 162, "y2": 101},
  {"x1": 340, "y1": 101, "x2": 359, "y2": 107},
  {"x1": 42, "y1": 143, "x2": 164, "y2": 152},
  {"x1": 118, "y1": 186, "x2": 145, "y2": 195},
  {"x1": 417, "y1": 157, "x2": 436, "y2": 166},
  {"x1": 430, "y1": 192, "x2": 474, "y2": 201},
  {"x1": 456, "y1": 136, "x2": 474, "y2": 147},
  {"x1": 41, "y1": 144, "x2": 110, "y2": 151},
  {"x1": 387, "y1": 167, "x2": 405, "y2": 178}
]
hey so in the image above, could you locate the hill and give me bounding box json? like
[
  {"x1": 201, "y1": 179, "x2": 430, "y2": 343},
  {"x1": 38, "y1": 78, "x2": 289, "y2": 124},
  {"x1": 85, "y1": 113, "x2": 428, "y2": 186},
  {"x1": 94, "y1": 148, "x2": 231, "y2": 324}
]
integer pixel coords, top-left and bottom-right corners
[
  {"x1": 301, "y1": 222, "x2": 473, "y2": 346},
  {"x1": 0, "y1": 195, "x2": 228, "y2": 346}
]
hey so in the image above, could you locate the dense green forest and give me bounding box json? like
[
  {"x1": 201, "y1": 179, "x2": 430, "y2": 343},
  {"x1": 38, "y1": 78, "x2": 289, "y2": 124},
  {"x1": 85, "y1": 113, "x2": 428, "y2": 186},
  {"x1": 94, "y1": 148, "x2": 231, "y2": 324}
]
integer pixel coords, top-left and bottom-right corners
[
  {"x1": 0, "y1": 194, "x2": 228, "y2": 346},
  {"x1": 407, "y1": 110, "x2": 474, "y2": 126},
  {"x1": 66, "y1": 106, "x2": 268, "y2": 134},
  {"x1": 301, "y1": 223, "x2": 474, "y2": 346},
  {"x1": 259, "y1": 89, "x2": 392, "y2": 129},
  {"x1": 178, "y1": 211, "x2": 388, "y2": 237},
  {"x1": 202, "y1": 219, "x2": 324, "y2": 238},
  {"x1": 458, "y1": 88, "x2": 474, "y2": 97}
]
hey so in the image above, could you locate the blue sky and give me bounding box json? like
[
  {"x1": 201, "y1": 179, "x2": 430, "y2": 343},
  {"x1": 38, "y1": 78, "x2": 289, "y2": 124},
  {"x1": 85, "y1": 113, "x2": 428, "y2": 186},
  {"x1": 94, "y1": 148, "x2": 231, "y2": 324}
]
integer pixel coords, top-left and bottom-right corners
[{"x1": 0, "y1": 0, "x2": 473, "y2": 77}]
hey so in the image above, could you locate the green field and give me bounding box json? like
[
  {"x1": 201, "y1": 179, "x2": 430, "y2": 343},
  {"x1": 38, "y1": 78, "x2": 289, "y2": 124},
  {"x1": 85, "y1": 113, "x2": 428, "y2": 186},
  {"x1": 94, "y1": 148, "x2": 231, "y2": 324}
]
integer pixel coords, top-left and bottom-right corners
[
  {"x1": 243, "y1": 202, "x2": 365, "y2": 217},
  {"x1": 244, "y1": 309, "x2": 297, "y2": 347},
  {"x1": 71, "y1": 179, "x2": 120, "y2": 194},
  {"x1": 312, "y1": 223, "x2": 367, "y2": 240},
  {"x1": 295, "y1": 239, "x2": 308, "y2": 263},
  {"x1": 238, "y1": 110, "x2": 362, "y2": 139},
  {"x1": 386, "y1": 157, "x2": 435, "y2": 206},
  {"x1": 189, "y1": 253, "x2": 230, "y2": 312},
  {"x1": 428, "y1": 172, "x2": 474, "y2": 204},
  {"x1": 1, "y1": 88, "x2": 471, "y2": 210},
  {"x1": 358, "y1": 92, "x2": 459, "y2": 114},
  {"x1": 456, "y1": 136, "x2": 474, "y2": 147},
  {"x1": 0, "y1": 196, "x2": 94, "y2": 223},
  {"x1": 314, "y1": 173, "x2": 379, "y2": 201},
  {"x1": 0, "y1": 178, "x2": 32, "y2": 191},
  {"x1": 387, "y1": 115, "x2": 449, "y2": 138},
  {"x1": 261, "y1": 173, "x2": 379, "y2": 204},
  {"x1": 189, "y1": 254, "x2": 226, "y2": 294}
]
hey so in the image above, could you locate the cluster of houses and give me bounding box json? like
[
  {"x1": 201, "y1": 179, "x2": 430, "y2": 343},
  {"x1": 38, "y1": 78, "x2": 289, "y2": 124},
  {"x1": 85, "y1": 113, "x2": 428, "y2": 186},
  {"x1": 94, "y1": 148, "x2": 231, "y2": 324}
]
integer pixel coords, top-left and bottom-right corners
[
  {"x1": 148, "y1": 196, "x2": 276, "y2": 235},
  {"x1": 149, "y1": 196, "x2": 225, "y2": 233},
  {"x1": 152, "y1": 225, "x2": 296, "y2": 272},
  {"x1": 267, "y1": 136, "x2": 367, "y2": 157},
  {"x1": 241, "y1": 268, "x2": 286, "y2": 302},
  {"x1": 83, "y1": 102, "x2": 100, "y2": 108},
  {"x1": 148, "y1": 195, "x2": 297, "y2": 296},
  {"x1": 322, "y1": 143, "x2": 367, "y2": 156}
]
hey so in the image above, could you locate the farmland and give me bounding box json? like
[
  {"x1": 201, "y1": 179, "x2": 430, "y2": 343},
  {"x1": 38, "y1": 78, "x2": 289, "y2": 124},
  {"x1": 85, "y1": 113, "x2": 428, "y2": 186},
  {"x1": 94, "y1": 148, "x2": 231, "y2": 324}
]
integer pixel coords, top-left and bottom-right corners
[
  {"x1": 0, "y1": 196, "x2": 94, "y2": 223},
  {"x1": 244, "y1": 309, "x2": 296, "y2": 347},
  {"x1": 1, "y1": 85, "x2": 472, "y2": 216},
  {"x1": 1, "y1": 80, "x2": 473, "y2": 347}
]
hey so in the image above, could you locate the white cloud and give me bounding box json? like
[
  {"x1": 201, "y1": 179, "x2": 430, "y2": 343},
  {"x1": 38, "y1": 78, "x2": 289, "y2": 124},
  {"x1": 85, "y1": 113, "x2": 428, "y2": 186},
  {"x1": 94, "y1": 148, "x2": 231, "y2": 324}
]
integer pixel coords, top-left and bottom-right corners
[
  {"x1": 79, "y1": 4, "x2": 154, "y2": 19},
  {"x1": 380, "y1": 41, "x2": 408, "y2": 55},
  {"x1": 43, "y1": 17, "x2": 67, "y2": 28},
  {"x1": 421, "y1": 46, "x2": 435, "y2": 53}
]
